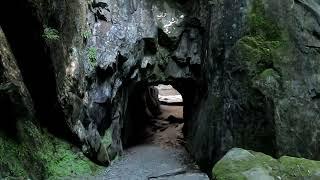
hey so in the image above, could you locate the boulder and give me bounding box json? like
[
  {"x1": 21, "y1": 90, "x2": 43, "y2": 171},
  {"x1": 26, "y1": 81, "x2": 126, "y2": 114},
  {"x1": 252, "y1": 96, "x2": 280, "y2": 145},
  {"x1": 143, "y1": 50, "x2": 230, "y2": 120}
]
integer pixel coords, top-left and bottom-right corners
[{"x1": 212, "y1": 148, "x2": 320, "y2": 180}]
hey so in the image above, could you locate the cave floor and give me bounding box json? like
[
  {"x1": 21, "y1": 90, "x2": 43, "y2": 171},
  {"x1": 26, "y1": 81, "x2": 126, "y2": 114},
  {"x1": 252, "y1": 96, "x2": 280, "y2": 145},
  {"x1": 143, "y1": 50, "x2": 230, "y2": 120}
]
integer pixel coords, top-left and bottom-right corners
[
  {"x1": 98, "y1": 105, "x2": 209, "y2": 180},
  {"x1": 143, "y1": 105, "x2": 184, "y2": 149},
  {"x1": 99, "y1": 144, "x2": 208, "y2": 180}
]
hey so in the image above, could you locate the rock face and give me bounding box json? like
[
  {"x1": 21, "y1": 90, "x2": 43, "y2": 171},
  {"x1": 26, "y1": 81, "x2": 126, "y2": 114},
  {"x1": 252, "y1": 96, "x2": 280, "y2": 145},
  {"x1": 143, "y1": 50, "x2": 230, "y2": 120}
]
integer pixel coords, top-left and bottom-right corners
[
  {"x1": 0, "y1": 26, "x2": 34, "y2": 133},
  {"x1": 0, "y1": 0, "x2": 203, "y2": 170},
  {"x1": 186, "y1": 0, "x2": 320, "y2": 171},
  {"x1": 78, "y1": 0, "x2": 204, "y2": 162},
  {"x1": 1, "y1": 0, "x2": 320, "y2": 177},
  {"x1": 212, "y1": 148, "x2": 320, "y2": 180},
  {"x1": 0, "y1": 26, "x2": 101, "y2": 179}
]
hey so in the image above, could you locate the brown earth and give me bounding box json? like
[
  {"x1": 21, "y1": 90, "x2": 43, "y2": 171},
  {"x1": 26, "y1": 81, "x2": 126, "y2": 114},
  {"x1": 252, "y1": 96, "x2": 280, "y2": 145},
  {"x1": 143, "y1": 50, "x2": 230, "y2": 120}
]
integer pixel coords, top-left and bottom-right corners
[{"x1": 144, "y1": 104, "x2": 185, "y2": 149}]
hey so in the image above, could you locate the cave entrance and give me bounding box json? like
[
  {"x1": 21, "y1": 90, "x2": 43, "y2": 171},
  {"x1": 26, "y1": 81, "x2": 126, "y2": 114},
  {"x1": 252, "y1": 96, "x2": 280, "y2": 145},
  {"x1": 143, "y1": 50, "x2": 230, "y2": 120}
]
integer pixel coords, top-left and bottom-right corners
[
  {"x1": 123, "y1": 83, "x2": 186, "y2": 148},
  {"x1": 144, "y1": 84, "x2": 184, "y2": 147}
]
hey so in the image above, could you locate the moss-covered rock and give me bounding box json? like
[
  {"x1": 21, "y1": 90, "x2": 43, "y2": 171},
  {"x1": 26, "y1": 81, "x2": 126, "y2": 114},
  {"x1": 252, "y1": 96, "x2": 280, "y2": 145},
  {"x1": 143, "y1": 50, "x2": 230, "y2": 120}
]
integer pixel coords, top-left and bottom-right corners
[
  {"x1": 279, "y1": 156, "x2": 320, "y2": 178},
  {"x1": 0, "y1": 120, "x2": 103, "y2": 179},
  {"x1": 234, "y1": 36, "x2": 281, "y2": 78},
  {"x1": 0, "y1": 25, "x2": 102, "y2": 179},
  {"x1": 212, "y1": 148, "x2": 320, "y2": 180},
  {"x1": 253, "y1": 68, "x2": 281, "y2": 98},
  {"x1": 248, "y1": 0, "x2": 281, "y2": 41}
]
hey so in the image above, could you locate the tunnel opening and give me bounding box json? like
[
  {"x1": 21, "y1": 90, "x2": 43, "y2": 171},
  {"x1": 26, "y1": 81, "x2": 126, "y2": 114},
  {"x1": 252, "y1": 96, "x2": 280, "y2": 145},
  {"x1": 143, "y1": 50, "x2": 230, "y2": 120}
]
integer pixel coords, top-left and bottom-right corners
[{"x1": 122, "y1": 83, "x2": 186, "y2": 149}]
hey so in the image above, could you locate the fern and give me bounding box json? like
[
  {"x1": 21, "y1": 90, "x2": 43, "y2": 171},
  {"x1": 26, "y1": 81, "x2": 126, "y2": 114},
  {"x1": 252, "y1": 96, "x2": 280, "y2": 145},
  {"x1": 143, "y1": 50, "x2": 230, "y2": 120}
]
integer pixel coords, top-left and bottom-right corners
[
  {"x1": 88, "y1": 47, "x2": 97, "y2": 67},
  {"x1": 42, "y1": 27, "x2": 60, "y2": 41}
]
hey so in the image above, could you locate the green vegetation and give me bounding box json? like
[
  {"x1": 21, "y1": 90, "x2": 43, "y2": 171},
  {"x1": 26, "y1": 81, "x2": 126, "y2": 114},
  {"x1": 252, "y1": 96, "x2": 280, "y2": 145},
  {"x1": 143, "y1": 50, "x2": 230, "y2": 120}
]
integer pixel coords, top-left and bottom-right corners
[
  {"x1": 249, "y1": 0, "x2": 281, "y2": 40},
  {"x1": 235, "y1": 36, "x2": 281, "y2": 77},
  {"x1": 212, "y1": 148, "x2": 279, "y2": 179},
  {"x1": 38, "y1": 134, "x2": 102, "y2": 178},
  {"x1": 0, "y1": 134, "x2": 31, "y2": 178},
  {"x1": 101, "y1": 128, "x2": 112, "y2": 148},
  {"x1": 88, "y1": 47, "x2": 97, "y2": 67},
  {"x1": 212, "y1": 148, "x2": 320, "y2": 179},
  {"x1": 82, "y1": 30, "x2": 91, "y2": 40},
  {"x1": 279, "y1": 156, "x2": 320, "y2": 178},
  {"x1": 254, "y1": 68, "x2": 281, "y2": 94},
  {"x1": 0, "y1": 120, "x2": 102, "y2": 179},
  {"x1": 231, "y1": 0, "x2": 286, "y2": 98},
  {"x1": 42, "y1": 27, "x2": 60, "y2": 41}
]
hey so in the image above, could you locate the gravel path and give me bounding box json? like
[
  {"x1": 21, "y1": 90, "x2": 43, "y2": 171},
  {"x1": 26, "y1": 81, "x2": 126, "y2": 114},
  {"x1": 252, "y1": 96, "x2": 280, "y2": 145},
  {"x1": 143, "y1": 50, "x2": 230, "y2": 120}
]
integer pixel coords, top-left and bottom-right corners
[{"x1": 99, "y1": 144, "x2": 209, "y2": 180}]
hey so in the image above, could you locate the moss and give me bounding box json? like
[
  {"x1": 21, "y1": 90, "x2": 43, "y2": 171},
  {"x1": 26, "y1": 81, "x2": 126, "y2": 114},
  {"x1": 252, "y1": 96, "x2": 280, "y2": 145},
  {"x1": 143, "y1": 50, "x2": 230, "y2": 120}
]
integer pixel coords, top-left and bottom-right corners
[
  {"x1": 252, "y1": 68, "x2": 281, "y2": 98},
  {"x1": 0, "y1": 121, "x2": 47, "y2": 179},
  {"x1": 82, "y1": 30, "x2": 91, "y2": 40},
  {"x1": 213, "y1": 148, "x2": 320, "y2": 180},
  {"x1": 235, "y1": 36, "x2": 280, "y2": 77},
  {"x1": 279, "y1": 156, "x2": 320, "y2": 178},
  {"x1": 38, "y1": 134, "x2": 103, "y2": 178},
  {"x1": 232, "y1": 0, "x2": 289, "y2": 98},
  {"x1": 0, "y1": 136, "x2": 29, "y2": 177},
  {"x1": 88, "y1": 47, "x2": 97, "y2": 67},
  {"x1": 249, "y1": 0, "x2": 281, "y2": 41},
  {"x1": 102, "y1": 128, "x2": 112, "y2": 148},
  {"x1": 0, "y1": 120, "x2": 102, "y2": 179},
  {"x1": 233, "y1": 0, "x2": 285, "y2": 77},
  {"x1": 213, "y1": 149, "x2": 279, "y2": 179},
  {"x1": 258, "y1": 68, "x2": 279, "y2": 79}
]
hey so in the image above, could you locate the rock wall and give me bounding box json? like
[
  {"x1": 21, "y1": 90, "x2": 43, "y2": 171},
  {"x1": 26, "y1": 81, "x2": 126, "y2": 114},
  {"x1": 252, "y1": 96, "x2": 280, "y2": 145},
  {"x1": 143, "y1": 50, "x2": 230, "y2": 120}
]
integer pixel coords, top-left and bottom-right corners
[
  {"x1": 0, "y1": 26, "x2": 101, "y2": 179},
  {"x1": 1, "y1": 0, "x2": 205, "y2": 168},
  {"x1": 187, "y1": 0, "x2": 320, "y2": 171},
  {"x1": 80, "y1": 0, "x2": 205, "y2": 164}
]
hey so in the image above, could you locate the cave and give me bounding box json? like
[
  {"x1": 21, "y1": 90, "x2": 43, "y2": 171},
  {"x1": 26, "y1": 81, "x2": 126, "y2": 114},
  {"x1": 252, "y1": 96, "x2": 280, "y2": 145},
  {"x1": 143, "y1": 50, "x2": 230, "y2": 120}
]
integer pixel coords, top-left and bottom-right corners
[
  {"x1": 121, "y1": 79, "x2": 198, "y2": 150},
  {"x1": 122, "y1": 83, "x2": 184, "y2": 148}
]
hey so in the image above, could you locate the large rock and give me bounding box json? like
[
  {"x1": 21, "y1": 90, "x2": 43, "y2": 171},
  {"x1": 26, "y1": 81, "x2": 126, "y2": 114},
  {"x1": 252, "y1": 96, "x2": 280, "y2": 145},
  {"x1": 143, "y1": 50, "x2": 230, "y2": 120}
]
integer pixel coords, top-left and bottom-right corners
[
  {"x1": 0, "y1": 26, "x2": 34, "y2": 128},
  {"x1": 212, "y1": 148, "x2": 320, "y2": 180},
  {"x1": 83, "y1": 0, "x2": 203, "y2": 158},
  {"x1": 186, "y1": 0, "x2": 320, "y2": 171}
]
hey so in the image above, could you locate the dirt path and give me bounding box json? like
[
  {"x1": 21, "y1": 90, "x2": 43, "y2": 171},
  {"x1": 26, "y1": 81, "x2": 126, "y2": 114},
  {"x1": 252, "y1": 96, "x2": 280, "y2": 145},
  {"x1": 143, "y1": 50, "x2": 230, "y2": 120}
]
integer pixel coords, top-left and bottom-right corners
[
  {"x1": 144, "y1": 105, "x2": 184, "y2": 148},
  {"x1": 98, "y1": 85, "x2": 209, "y2": 179}
]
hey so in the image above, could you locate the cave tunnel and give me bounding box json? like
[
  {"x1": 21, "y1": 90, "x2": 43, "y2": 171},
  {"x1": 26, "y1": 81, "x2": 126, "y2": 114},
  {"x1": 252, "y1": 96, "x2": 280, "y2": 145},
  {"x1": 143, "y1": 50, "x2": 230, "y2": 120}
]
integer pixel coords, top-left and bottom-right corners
[{"x1": 122, "y1": 79, "x2": 198, "y2": 150}]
